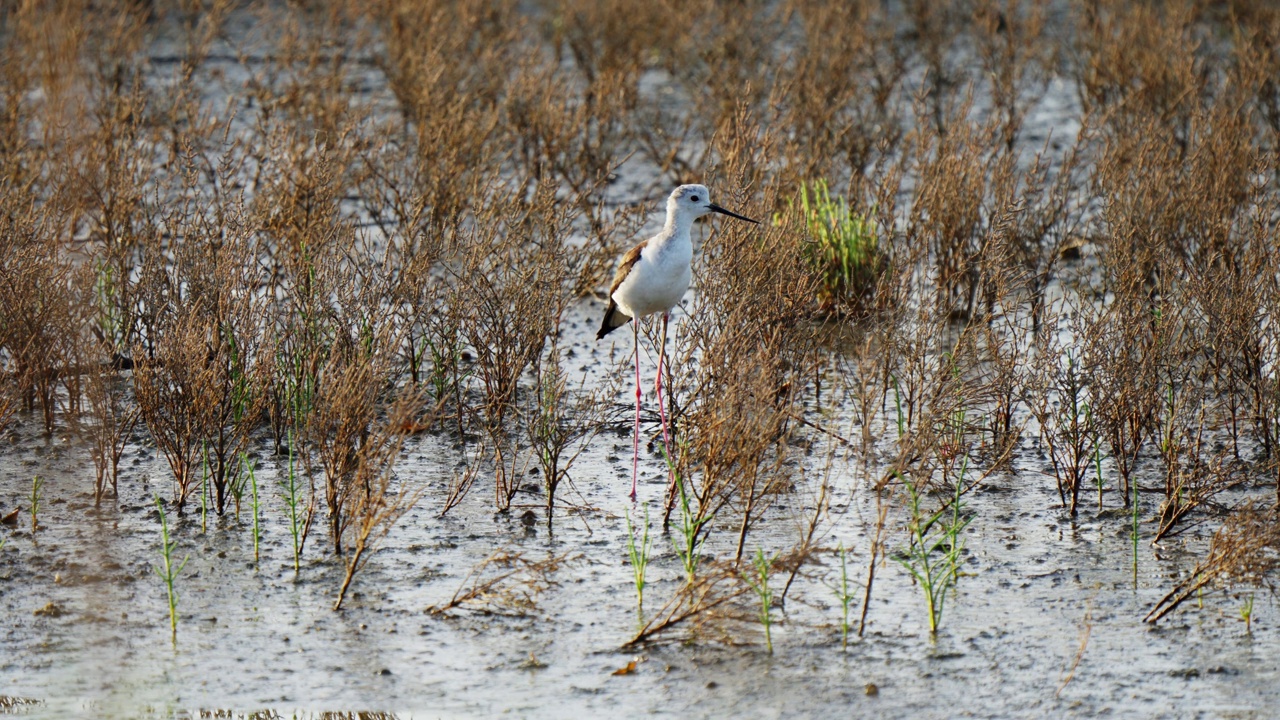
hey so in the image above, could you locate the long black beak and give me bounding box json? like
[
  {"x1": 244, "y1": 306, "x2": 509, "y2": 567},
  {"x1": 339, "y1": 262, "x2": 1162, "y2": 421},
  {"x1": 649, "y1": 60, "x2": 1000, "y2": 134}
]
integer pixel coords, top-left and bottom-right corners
[{"x1": 708, "y1": 203, "x2": 759, "y2": 224}]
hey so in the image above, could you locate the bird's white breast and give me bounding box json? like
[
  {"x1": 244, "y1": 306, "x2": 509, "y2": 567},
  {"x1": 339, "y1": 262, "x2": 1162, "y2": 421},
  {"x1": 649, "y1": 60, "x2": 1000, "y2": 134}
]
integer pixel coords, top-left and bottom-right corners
[{"x1": 612, "y1": 232, "x2": 693, "y2": 320}]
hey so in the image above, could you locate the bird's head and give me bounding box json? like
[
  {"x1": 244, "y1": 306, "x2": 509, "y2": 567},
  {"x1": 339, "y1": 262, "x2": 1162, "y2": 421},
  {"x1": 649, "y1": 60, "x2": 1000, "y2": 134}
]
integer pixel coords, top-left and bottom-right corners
[{"x1": 668, "y1": 184, "x2": 758, "y2": 225}]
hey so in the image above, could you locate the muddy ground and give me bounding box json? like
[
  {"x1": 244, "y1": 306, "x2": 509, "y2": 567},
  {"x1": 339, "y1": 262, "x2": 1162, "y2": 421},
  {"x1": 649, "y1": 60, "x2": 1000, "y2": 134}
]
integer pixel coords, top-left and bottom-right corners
[{"x1": 2, "y1": 297, "x2": 1278, "y2": 719}]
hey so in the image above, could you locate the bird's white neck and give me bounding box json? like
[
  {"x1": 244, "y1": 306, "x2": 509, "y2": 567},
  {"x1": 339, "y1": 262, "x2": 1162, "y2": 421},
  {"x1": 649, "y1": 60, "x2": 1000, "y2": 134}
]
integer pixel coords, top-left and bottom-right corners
[{"x1": 658, "y1": 203, "x2": 695, "y2": 246}]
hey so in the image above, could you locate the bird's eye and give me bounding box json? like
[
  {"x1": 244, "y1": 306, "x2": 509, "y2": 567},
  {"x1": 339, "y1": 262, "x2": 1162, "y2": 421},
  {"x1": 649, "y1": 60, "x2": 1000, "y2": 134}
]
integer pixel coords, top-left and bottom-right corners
[{"x1": 690, "y1": 195, "x2": 700, "y2": 202}]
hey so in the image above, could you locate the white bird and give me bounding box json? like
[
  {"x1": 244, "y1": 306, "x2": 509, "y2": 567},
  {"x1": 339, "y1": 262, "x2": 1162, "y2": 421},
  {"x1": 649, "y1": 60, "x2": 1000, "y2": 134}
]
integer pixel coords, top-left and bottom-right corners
[{"x1": 596, "y1": 184, "x2": 758, "y2": 502}]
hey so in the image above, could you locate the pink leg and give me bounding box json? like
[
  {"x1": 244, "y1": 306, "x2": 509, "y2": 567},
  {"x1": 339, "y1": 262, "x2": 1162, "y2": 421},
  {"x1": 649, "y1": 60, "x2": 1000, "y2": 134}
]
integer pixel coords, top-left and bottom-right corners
[
  {"x1": 655, "y1": 313, "x2": 673, "y2": 470},
  {"x1": 658, "y1": 314, "x2": 681, "y2": 525},
  {"x1": 631, "y1": 320, "x2": 640, "y2": 503}
]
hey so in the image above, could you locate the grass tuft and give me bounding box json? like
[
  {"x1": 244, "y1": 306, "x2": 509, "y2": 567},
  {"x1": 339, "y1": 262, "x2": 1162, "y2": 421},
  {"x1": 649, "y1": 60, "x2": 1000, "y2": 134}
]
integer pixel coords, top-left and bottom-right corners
[
  {"x1": 28, "y1": 476, "x2": 43, "y2": 535},
  {"x1": 896, "y1": 466, "x2": 971, "y2": 636},
  {"x1": 786, "y1": 180, "x2": 883, "y2": 313},
  {"x1": 153, "y1": 496, "x2": 189, "y2": 644},
  {"x1": 742, "y1": 548, "x2": 778, "y2": 653},
  {"x1": 625, "y1": 507, "x2": 652, "y2": 614}
]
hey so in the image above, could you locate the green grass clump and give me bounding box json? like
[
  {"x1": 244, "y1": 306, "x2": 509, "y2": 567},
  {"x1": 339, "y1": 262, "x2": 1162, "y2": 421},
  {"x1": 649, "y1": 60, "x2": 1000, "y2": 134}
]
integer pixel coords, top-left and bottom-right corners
[
  {"x1": 153, "y1": 496, "x2": 190, "y2": 643},
  {"x1": 625, "y1": 507, "x2": 652, "y2": 613},
  {"x1": 743, "y1": 548, "x2": 778, "y2": 653},
  {"x1": 826, "y1": 543, "x2": 857, "y2": 649},
  {"x1": 788, "y1": 179, "x2": 883, "y2": 312},
  {"x1": 280, "y1": 430, "x2": 306, "y2": 574},
  {"x1": 674, "y1": 479, "x2": 712, "y2": 584},
  {"x1": 896, "y1": 465, "x2": 971, "y2": 636},
  {"x1": 29, "y1": 476, "x2": 43, "y2": 534},
  {"x1": 242, "y1": 452, "x2": 261, "y2": 565},
  {"x1": 1240, "y1": 593, "x2": 1255, "y2": 633}
]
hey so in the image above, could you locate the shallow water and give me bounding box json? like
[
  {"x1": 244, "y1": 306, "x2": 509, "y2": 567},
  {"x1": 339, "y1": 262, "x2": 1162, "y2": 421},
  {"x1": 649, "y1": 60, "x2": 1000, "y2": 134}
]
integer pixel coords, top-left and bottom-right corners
[{"x1": 3, "y1": 300, "x2": 1279, "y2": 719}]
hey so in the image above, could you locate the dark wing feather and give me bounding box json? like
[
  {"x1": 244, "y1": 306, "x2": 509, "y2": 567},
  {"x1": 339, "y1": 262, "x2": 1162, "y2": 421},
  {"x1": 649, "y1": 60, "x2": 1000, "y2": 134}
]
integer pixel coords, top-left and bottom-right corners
[
  {"x1": 596, "y1": 241, "x2": 645, "y2": 340},
  {"x1": 596, "y1": 299, "x2": 632, "y2": 340}
]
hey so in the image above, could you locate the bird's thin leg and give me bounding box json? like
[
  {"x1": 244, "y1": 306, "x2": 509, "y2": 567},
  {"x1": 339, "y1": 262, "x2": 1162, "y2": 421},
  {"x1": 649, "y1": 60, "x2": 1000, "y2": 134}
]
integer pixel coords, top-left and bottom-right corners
[
  {"x1": 655, "y1": 312, "x2": 675, "y2": 493},
  {"x1": 631, "y1": 319, "x2": 640, "y2": 503}
]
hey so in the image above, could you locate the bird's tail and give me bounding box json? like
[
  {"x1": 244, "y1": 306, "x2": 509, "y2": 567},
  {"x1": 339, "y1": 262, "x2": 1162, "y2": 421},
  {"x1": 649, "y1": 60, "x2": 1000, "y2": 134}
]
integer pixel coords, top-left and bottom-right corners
[{"x1": 596, "y1": 299, "x2": 632, "y2": 340}]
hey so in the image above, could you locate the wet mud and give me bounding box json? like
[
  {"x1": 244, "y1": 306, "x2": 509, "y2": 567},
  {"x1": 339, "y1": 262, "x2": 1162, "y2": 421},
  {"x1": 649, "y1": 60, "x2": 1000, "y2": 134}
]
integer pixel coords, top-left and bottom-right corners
[{"x1": 3, "y1": 299, "x2": 1279, "y2": 719}]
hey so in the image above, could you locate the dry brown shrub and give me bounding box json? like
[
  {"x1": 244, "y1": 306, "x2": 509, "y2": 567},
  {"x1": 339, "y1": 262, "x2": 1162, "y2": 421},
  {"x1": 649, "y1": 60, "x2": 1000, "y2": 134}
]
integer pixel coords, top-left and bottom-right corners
[
  {"x1": 132, "y1": 193, "x2": 267, "y2": 514},
  {"x1": 1075, "y1": 0, "x2": 1205, "y2": 144},
  {"x1": 427, "y1": 549, "x2": 580, "y2": 617},
  {"x1": 907, "y1": 0, "x2": 969, "y2": 135},
  {"x1": 331, "y1": 383, "x2": 427, "y2": 610},
  {"x1": 973, "y1": 0, "x2": 1053, "y2": 151},
  {"x1": 501, "y1": 58, "x2": 631, "y2": 291},
  {"x1": 369, "y1": 0, "x2": 516, "y2": 223},
  {"x1": 290, "y1": 255, "x2": 410, "y2": 553},
  {"x1": 86, "y1": 365, "x2": 140, "y2": 504},
  {"x1": 907, "y1": 101, "x2": 1000, "y2": 319},
  {"x1": 625, "y1": 560, "x2": 753, "y2": 647},
  {"x1": 1147, "y1": 502, "x2": 1280, "y2": 623},
  {"x1": 456, "y1": 181, "x2": 582, "y2": 512},
  {"x1": 988, "y1": 132, "x2": 1086, "y2": 331},
  {"x1": 524, "y1": 341, "x2": 606, "y2": 524},
  {"x1": 133, "y1": 312, "x2": 216, "y2": 512},
  {"x1": 546, "y1": 0, "x2": 661, "y2": 103},
  {"x1": 1026, "y1": 306, "x2": 1098, "y2": 515},
  {"x1": 0, "y1": 205, "x2": 89, "y2": 432},
  {"x1": 779, "y1": 0, "x2": 907, "y2": 185}
]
